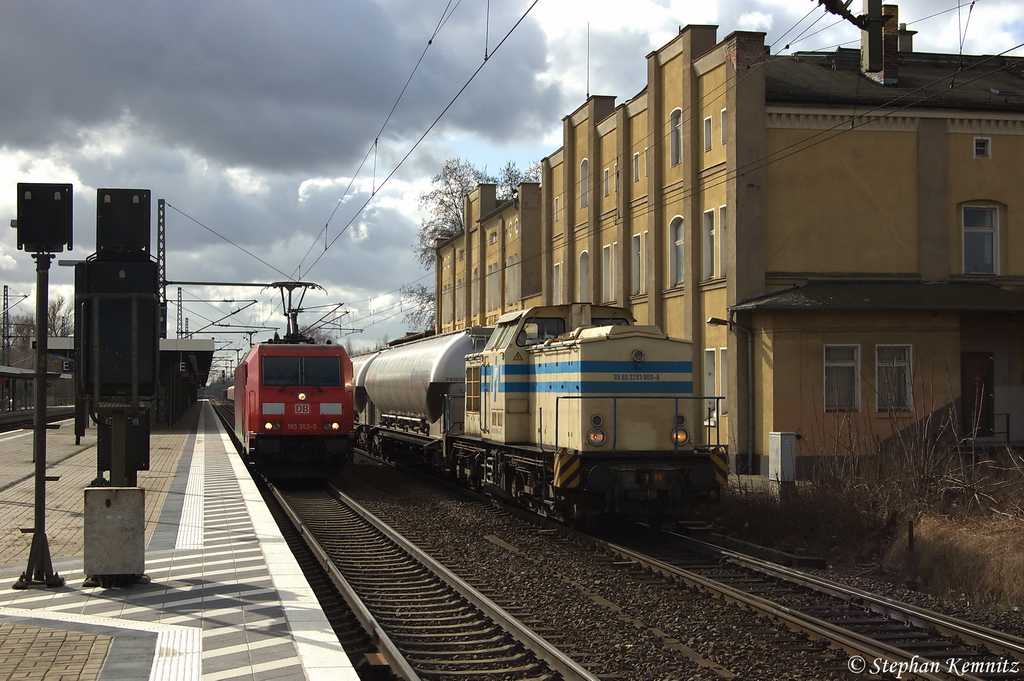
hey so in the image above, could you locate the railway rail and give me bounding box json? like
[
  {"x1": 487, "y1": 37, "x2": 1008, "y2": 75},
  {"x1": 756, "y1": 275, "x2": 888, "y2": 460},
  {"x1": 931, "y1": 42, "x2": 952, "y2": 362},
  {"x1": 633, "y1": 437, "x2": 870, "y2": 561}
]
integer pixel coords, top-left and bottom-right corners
[
  {"x1": 586, "y1": 526, "x2": 1024, "y2": 681},
  {"x1": 277, "y1": 483, "x2": 600, "y2": 681},
  {"x1": 213, "y1": 399, "x2": 599, "y2": 680}
]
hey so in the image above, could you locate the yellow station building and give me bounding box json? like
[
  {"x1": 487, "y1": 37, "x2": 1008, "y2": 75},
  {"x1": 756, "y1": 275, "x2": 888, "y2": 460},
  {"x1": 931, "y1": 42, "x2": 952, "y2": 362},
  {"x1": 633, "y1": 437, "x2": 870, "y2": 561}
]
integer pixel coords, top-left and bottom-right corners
[{"x1": 436, "y1": 4, "x2": 1024, "y2": 477}]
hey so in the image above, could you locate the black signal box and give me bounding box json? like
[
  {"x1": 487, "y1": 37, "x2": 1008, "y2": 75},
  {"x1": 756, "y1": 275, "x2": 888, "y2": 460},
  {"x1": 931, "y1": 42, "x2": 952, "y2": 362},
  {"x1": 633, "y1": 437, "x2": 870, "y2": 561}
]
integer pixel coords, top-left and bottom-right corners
[
  {"x1": 97, "y1": 417, "x2": 151, "y2": 472},
  {"x1": 16, "y1": 183, "x2": 73, "y2": 252},
  {"x1": 76, "y1": 258, "x2": 159, "y2": 400},
  {"x1": 96, "y1": 188, "x2": 150, "y2": 256}
]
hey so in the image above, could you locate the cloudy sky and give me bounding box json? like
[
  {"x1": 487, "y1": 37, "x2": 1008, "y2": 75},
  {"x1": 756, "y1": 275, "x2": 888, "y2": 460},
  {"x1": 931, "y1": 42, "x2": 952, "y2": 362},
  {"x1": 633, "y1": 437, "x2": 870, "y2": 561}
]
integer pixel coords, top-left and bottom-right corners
[{"x1": 2, "y1": 0, "x2": 1022, "y2": 368}]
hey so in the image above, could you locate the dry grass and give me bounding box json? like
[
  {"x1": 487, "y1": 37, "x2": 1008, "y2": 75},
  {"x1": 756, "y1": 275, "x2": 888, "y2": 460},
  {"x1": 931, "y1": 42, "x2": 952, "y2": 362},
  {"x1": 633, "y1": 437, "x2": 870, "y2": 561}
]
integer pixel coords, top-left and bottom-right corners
[
  {"x1": 883, "y1": 515, "x2": 1024, "y2": 607},
  {"x1": 698, "y1": 442, "x2": 1024, "y2": 608}
]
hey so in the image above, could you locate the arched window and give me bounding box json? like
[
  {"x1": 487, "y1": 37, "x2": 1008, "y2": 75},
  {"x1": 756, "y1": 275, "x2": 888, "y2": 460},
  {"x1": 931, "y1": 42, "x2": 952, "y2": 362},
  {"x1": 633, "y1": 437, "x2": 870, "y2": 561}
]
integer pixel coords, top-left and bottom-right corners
[
  {"x1": 669, "y1": 109, "x2": 682, "y2": 166},
  {"x1": 578, "y1": 251, "x2": 590, "y2": 302},
  {"x1": 579, "y1": 159, "x2": 589, "y2": 208},
  {"x1": 669, "y1": 216, "x2": 684, "y2": 286}
]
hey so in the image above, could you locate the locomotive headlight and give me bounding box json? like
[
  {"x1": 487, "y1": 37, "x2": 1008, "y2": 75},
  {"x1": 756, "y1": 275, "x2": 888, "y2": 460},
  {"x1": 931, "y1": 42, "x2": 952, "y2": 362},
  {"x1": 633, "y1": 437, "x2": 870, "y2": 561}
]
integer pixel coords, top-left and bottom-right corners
[
  {"x1": 324, "y1": 422, "x2": 340, "y2": 431},
  {"x1": 671, "y1": 427, "x2": 690, "y2": 446},
  {"x1": 632, "y1": 349, "x2": 645, "y2": 362},
  {"x1": 264, "y1": 421, "x2": 281, "y2": 431},
  {"x1": 587, "y1": 427, "x2": 606, "y2": 447},
  {"x1": 297, "y1": 392, "x2": 307, "y2": 401},
  {"x1": 674, "y1": 414, "x2": 686, "y2": 426}
]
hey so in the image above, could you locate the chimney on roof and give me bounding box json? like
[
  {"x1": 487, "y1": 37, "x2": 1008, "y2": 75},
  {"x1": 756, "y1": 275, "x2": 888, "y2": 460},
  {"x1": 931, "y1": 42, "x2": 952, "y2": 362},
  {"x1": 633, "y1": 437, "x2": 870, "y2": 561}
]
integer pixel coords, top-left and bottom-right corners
[
  {"x1": 898, "y1": 22, "x2": 916, "y2": 52},
  {"x1": 862, "y1": 2, "x2": 899, "y2": 85}
]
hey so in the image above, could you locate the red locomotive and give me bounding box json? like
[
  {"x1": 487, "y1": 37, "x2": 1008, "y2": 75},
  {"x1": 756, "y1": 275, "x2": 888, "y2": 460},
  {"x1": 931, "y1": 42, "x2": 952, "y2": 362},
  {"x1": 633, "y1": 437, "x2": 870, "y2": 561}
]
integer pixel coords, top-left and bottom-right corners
[
  {"x1": 232, "y1": 282, "x2": 354, "y2": 479},
  {"x1": 234, "y1": 340, "x2": 354, "y2": 478}
]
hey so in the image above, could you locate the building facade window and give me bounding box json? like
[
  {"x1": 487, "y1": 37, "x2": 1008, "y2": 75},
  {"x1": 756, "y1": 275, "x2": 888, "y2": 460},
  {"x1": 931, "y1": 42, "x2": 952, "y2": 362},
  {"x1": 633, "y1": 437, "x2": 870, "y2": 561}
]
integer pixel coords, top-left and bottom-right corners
[
  {"x1": 578, "y1": 251, "x2": 589, "y2": 301},
  {"x1": 455, "y1": 278, "x2": 464, "y2": 320},
  {"x1": 631, "y1": 234, "x2": 642, "y2": 295},
  {"x1": 703, "y1": 116, "x2": 713, "y2": 152},
  {"x1": 442, "y1": 283, "x2": 453, "y2": 324},
  {"x1": 471, "y1": 267, "x2": 479, "y2": 314},
  {"x1": 963, "y1": 205, "x2": 997, "y2": 274},
  {"x1": 505, "y1": 254, "x2": 521, "y2": 304},
  {"x1": 486, "y1": 263, "x2": 500, "y2": 311},
  {"x1": 974, "y1": 137, "x2": 991, "y2": 159},
  {"x1": 633, "y1": 153, "x2": 640, "y2": 182},
  {"x1": 720, "y1": 108, "x2": 727, "y2": 145},
  {"x1": 614, "y1": 163, "x2": 619, "y2": 192},
  {"x1": 603, "y1": 168, "x2": 610, "y2": 196},
  {"x1": 702, "y1": 209, "x2": 715, "y2": 280},
  {"x1": 718, "y1": 205, "x2": 727, "y2": 278},
  {"x1": 669, "y1": 110, "x2": 682, "y2": 166},
  {"x1": 554, "y1": 196, "x2": 560, "y2": 221},
  {"x1": 552, "y1": 262, "x2": 563, "y2": 305},
  {"x1": 644, "y1": 147, "x2": 650, "y2": 176},
  {"x1": 825, "y1": 345, "x2": 860, "y2": 412},
  {"x1": 704, "y1": 348, "x2": 717, "y2": 422},
  {"x1": 602, "y1": 243, "x2": 616, "y2": 302},
  {"x1": 670, "y1": 216, "x2": 684, "y2": 286},
  {"x1": 579, "y1": 159, "x2": 589, "y2": 208},
  {"x1": 876, "y1": 345, "x2": 912, "y2": 411},
  {"x1": 719, "y1": 347, "x2": 728, "y2": 414}
]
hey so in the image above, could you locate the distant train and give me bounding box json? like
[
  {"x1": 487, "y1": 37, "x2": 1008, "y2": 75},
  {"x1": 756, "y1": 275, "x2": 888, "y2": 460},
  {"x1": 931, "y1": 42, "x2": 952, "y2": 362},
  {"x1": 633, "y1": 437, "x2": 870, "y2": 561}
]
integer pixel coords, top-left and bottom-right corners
[
  {"x1": 233, "y1": 339, "x2": 354, "y2": 478},
  {"x1": 353, "y1": 303, "x2": 727, "y2": 523}
]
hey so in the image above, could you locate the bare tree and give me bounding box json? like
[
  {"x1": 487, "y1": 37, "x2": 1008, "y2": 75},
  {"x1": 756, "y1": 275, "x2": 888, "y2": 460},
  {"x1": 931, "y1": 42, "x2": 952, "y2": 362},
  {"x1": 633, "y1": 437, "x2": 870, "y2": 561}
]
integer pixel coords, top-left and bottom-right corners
[
  {"x1": 414, "y1": 158, "x2": 493, "y2": 268},
  {"x1": 494, "y1": 159, "x2": 541, "y2": 201},
  {"x1": 47, "y1": 294, "x2": 73, "y2": 337},
  {"x1": 403, "y1": 284, "x2": 435, "y2": 333}
]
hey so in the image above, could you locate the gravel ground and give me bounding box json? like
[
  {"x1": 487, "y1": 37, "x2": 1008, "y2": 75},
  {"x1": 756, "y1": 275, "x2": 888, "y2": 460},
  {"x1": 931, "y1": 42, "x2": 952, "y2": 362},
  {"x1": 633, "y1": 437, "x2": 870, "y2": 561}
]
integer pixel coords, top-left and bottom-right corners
[{"x1": 335, "y1": 464, "x2": 868, "y2": 681}]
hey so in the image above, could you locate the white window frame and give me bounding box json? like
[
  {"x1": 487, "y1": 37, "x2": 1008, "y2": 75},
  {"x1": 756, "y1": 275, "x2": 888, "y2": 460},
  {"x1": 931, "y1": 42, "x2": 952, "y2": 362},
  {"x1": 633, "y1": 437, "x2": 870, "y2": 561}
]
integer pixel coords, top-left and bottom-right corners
[
  {"x1": 720, "y1": 108, "x2": 727, "y2": 146},
  {"x1": 633, "y1": 152, "x2": 640, "y2": 182},
  {"x1": 552, "y1": 261, "x2": 562, "y2": 305},
  {"x1": 505, "y1": 253, "x2": 521, "y2": 305},
  {"x1": 603, "y1": 168, "x2": 610, "y2": 196},
  {"x1": 602, "y1": 243, "x2": 617, "y2": 303},
  {"x1": 702, "y1": 209, "x2": 715, "y2": 280},
  {"x1": 704, "y1": 348, "x2": 717, "y2": 424},
  {"x1": 554, "y1": 196, "x2": 560, "y2": 222},
  {"x1": 974, "y1": 137, "x2": 991, "y2": 159},
  {"x1": 962, "y1": 205, "x2": 998, "y2": 274},
  {"x1": 578, "y1": 251, "x2": 589, "y2": 302},
  {"x1": 669, "y1": 109, "x2": 682, "y2": 166},
  {"x1": 670, "y1": 216, "x2": 684, "y2": 287},
  {"x1": 579, "y1": 159, "x2": 589, "y2": 208},
  {"x1": 631, "y1": 233, "x2": 643, "y2": 295},
  {"x1": 719, "y1": 347, "x2": 728, "y2": 414},
  {"x1": 703, "y1": 116, "x2": 713, "y2": 152},
  {"x1": 824, "y1": 344, "x2": 860, "y2": 412},
  {"x1": 718, "y1": 205, "x2": 727, "y2": 278},
  {"x1": 876, "y1": 344, "x2": 912, "y2": 412}
]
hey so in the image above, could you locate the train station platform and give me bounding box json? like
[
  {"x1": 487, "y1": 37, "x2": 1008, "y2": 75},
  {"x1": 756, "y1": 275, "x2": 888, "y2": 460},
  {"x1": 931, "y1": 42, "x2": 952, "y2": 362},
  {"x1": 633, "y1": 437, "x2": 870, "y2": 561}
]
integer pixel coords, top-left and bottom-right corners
[{"x1": 0, "y1": 401, "x2": 360, "y2": 680}]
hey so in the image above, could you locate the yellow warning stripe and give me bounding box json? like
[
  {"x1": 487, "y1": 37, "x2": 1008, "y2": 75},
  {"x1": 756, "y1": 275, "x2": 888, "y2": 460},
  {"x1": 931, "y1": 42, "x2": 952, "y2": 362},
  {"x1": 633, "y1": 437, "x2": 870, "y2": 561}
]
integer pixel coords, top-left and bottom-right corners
[
  {"x1": 710, "y1": 451, "x2": 728, "y2": 487},
  {"x1": 554, "y1": 450, "x2": 580, "y2": 488}
]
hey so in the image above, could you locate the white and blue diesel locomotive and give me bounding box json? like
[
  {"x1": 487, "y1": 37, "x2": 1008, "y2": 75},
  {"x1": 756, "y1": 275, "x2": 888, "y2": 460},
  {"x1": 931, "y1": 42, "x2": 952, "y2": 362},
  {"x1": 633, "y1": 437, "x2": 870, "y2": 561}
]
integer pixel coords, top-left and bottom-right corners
[{"x1": 353, "y1": 303, "x2": 727, "y2": 522}]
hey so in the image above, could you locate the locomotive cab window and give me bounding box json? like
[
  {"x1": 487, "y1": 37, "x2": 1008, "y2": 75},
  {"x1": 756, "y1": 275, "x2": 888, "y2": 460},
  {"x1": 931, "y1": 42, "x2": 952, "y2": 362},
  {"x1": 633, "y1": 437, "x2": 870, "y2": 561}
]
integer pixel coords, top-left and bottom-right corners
[
  {"x1": 517, "y1": 318, "x2": 565, "y2": 346},
  {"x1": 263, "y1": 355, "x2": 341, "y2": 386},
  {"x1": 591, "y1": 317, "x2": 631, "y2": 327},
  {"x1": 263, "y1": 356, "x2": 301, "y2": 386}
]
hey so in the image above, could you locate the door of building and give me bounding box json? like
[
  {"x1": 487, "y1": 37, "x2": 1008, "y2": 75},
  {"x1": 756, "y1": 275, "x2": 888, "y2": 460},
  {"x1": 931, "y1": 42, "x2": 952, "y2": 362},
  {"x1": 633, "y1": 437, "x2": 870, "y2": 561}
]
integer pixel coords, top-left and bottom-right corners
[{"x1": 961, "y1": 351, "x2": 994, "y2": 438}]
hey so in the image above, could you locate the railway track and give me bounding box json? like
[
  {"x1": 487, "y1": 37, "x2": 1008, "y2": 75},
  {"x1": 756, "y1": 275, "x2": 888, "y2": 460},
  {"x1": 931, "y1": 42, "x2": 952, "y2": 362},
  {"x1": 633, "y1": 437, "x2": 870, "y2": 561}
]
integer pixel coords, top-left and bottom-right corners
[
  {"x1": 276, "y1": 483, "x2": 599, "y2": 681},
  {"x1": 588, "y1": 525, "x2": 1024, "y2": 681},
  {"x1": 212, "y1": 400, "x2": 598, "y2": 680}
]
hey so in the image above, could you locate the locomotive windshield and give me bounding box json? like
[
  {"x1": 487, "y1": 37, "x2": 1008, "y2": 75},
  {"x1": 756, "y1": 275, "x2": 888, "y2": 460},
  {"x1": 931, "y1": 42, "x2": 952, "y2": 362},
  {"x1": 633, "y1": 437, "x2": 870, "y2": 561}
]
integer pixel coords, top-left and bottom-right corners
[
  {"x1": 263, "y1": 356, "x2": 341, "y2": 386},
  {"x1": 516, "y1": 318, "x2": 565, "y2": 346}
]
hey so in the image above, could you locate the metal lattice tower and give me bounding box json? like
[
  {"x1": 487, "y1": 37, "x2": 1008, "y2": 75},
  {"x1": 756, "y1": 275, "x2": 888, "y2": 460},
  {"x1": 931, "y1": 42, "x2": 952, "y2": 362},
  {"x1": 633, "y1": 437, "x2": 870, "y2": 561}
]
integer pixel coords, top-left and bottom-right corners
[
  {"x1": 177, "y1": 287, "x2": 183, "y2": 338},
  {"x1": 2, "y1": 285, "x2": 8, "y2": 367},
  {"x1": 157, "y1": 199, "x2": 167, "y2": 338}
]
